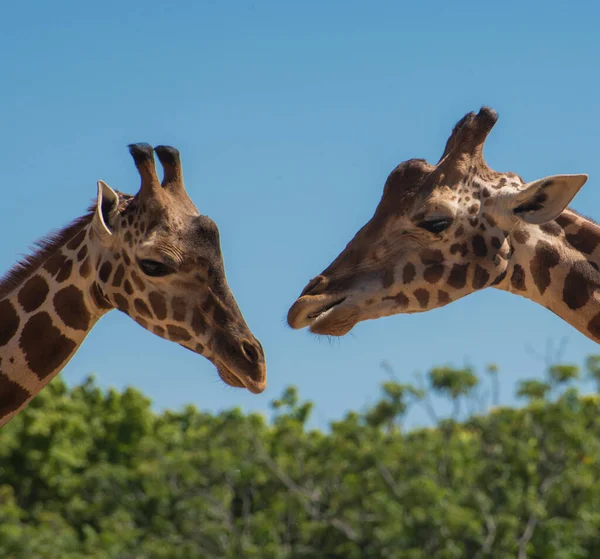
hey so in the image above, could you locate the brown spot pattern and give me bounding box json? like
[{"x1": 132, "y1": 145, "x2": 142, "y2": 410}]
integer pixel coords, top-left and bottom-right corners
[
  {"x1": 510, "y1": 265, "x2": 526, "y2": 291},
  {"x1": 131, "y1": 271, "x2": 145, "y2": 291},
  {"x1": 113, "y1": 294, "x2": 129, "y2": 312},
  {"x1": 99, "y1": 261, "x2": 113, "y2": 283},
  {"x1": 124, "y1": 280, "x2": 133, "y2": 295},
  {"x1": 134, "y1": 298, "x2": 153, "y2": 318},
  {"x1": 563, "y1": 266, "x2": 592, "y2": 310},
  {"x1": 381, "y1": 268, "x2": 395, "y2": 288},
  {"x1": 587, "y1": 313, "x2": 600, "y2": 340},
  {"x1": 472, "y1": 265, "x2": 490, "y2": 290},
  {"x1": 0, "y1": 300, "x2": 20, "y2": 346},
  {"x1": 149, "y1": 292, "x2": 167, "y2": 320},
  {"x1": 80, "y1": 258, "x2": 91, "y2": 278},
  {"x1": 66, "y1": 229, "x2": 86, "y2": 250},
  {"x1": 450, "y1": 243, "x2": 468, "y2": 257},
  {"x1": 112, "y1": 264, "x2": 125, "y2": 288},
  {"x1": 414, "y1": 289, "x2": 429, "y2": 308},
  {"x1": 172, "y1": 296, "x2": 187, "y2": 321},
  {"x1": 530, "y1": 241, "x2": 560, "y2": 295},
  {"x1": 566, "y1": 223, "x2": 600, "y2": 255},
  {"x1": 447, "y1": 264, "x2": 469, "y2": 289},
  {"x1": 424, "y1": 264, "x2": 444, "y2": 284},
  {"x1": 77, "y1": 246, "x2": 88, "y2": 261},
  {"x1": 18, "y1": 276, "x2": 49, "y2": 313},
  {"x1": 0, "y1": 373, "x2": 30, "y2": 417},
  {"x1": 472, "y1": 235, "x2": 487, "y2": 257},
  {"x1": 54, "y1": 286, "x2": 90, "y2": 331},
  {"x1": 402, "y1": 263, "x2": 416, "y2": 284},
  {"x1": 19, "y1": 312, "x2": 76, "y2": 380},
  {"x1": 166, "y1": 324, "x2": 192, "y2": 342},
  {"x1": 191, "y1": 308, "x2": 206, "y2": 334},
  {"x1": 540, "y1": 221, "x2": 562, "y2": 237},
  {"x1": 438, "y1": 290, "x2": 450, "y2": 305}
]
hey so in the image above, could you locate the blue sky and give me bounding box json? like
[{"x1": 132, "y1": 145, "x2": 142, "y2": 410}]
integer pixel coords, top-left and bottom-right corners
[{"x1": 1, "y1": 1, "x2": 599, "y2": 429}]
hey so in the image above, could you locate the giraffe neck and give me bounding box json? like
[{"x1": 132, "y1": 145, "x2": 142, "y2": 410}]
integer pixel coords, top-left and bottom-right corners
[
  {"x1": 0, "y1": 216, "x2": 113, "y2": 427},
  {"x1": 499, "y1": 209, "x2": 600, "y2": 343}
]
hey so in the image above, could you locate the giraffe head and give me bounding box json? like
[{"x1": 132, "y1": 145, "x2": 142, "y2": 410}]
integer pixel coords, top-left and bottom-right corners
[
  {"x1": 89, "y1": 144, "x2": 266, "y2": 393},
  {"x1": 288, "y1": 107, "x2": 588, "y2": 336}
]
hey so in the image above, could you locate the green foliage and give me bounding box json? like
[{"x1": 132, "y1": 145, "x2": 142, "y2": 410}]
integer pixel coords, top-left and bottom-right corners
[{"x1": 0, "y1": 360, "x2": 598, "y2": 558}]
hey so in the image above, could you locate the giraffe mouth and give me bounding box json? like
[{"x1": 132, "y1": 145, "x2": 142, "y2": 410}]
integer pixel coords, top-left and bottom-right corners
[
  {"x1": 307, "y1": 297, "x2": 347, "y2": 321},
  {"x1": 216, "y1": 362, "x2": 266, "y2": 394}
]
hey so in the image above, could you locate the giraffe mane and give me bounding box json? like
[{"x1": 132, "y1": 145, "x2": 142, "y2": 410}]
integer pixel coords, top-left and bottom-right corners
[{"x1": 0, "y1": 206, "x2": 96, "y2": 299}]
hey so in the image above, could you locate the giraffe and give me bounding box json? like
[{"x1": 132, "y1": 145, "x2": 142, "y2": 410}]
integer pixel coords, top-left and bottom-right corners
[
  {"x1": 287, "y1": 106, "x2": 600, "y2": 345},
  {"x1": 0, "y1": 143, "x2": 266, "y2": 427}
]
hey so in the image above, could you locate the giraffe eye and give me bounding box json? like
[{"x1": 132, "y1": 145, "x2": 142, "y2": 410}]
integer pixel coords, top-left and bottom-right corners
[
  {"x1": 418, "y1": 218, "x2": 453, "y2": 234},
  {"x1": 138, "y1": 259, "x2": 174, "y2": 277}
]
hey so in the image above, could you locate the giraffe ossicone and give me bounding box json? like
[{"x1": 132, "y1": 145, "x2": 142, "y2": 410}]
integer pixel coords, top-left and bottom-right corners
[
  {"x1": 288, "y1": 106, "x2": 600, "y2": 344},
  {"x1": 0, "y1": 143, "x2": 266, "y2": 427}
]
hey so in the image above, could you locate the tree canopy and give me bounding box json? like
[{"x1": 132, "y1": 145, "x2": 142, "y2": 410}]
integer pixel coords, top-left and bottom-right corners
[{"x1": 0, "y1": 357, "x2": 599, "y2": 558}]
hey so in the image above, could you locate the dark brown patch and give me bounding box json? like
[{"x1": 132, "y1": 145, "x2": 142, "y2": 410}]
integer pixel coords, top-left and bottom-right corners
[
  {"x1": 0, "y1": 300, "x2": 20, "y2": 346},
  {"x1": 90, "y1": 282, "x2": 113, "y2": 310},
  {"x1": 172, "y1": 296, "x2": 187, "y2": 321},
  {"x1": 530, "y1": 241, "x2": 560, "y2": 295},
  {"x1": 482, "y1": 213, "x2": 496, "y2": 227},
  {"x1": 472, "y1": 235, "x2": 487, "y2": 257},
  {"x1": 131, "y1": 271, "x2": 145, "y2": 291},
  {"x1": 56, "y1": 259, "x2": 73, "y2": 283},
  {"x1": 513, "y1": 229, "x2": 530, "y2": 244},
  {"x1": 66, "y1": 229, "x2": 86, "y2": 250},
  {"x1": 43, "y1": 252, "x2": 68, "y2": 276},
  {"x1": 136, "y1": 317, "x2": 148, "y2": 329},
  {"x1": 491, "y1": 269, "x2": 508, "y2": 286},
  {"x1": 18, "y1": 276, "x2": 49, "y2": 313},
  {"x1": 381, "y1": 268, "x2": 395, "y2": 289},
  {"x1": 420, "y1": 249, "x2": 443, "y2": 265},
  {"x1": 510, "y1": 264, "x2": 526, "y2": 291},
  {"x1": 191, "y1": 307, "x2": 207, "y2": 334},
  {"x1": 450, "y1": 243, "x2": 468, "y2": 257},
  {"x1": 166, "y1": 324, "x2": 192, "y2": 342},
  {"x1": 122, "y1": 251, "x2": 131, "y2": 266},
  {"x1": 587, "y1": 313, "x2": 600, "y2": 340},
  {"x1": 447, "y1": 264, "x2": 469, "y2": 289},
  {"x1": 468, "y1": 204, "x2": 478, "y2": 215},
  {"x1": 134, "y1": 298, "x2": 153, "y2": 318},
  {"x1": 0, "y1": 372, "x2": 30, "y2": 417},
  {"x1": 566, "y1": 223, "x2": 600, "y2": 255},
  {"x1": 472, "y1": 265, "x2": 490, "y2": 290},
  {"x1": 19, "y1": 312, "x2": 77, "y2": 380},
  {"x1": 195, "y1": 343, "x2": 204, "y2": 353},
  {"x1": 124, "y1": 231, "x2": 133, "y2": 245},
  {"x1": 79, "y1": 257, "x2": 91, "y2": 278},
  {"x1": 113, "y1": 293, "x2": 129, "y2": 312},
  {"x1": 77, "y1": 246, "x2": 88, "y2": 262},
  {"x1": 402, "y1": 263, "x2": 416, "y2": 284},
  {"x1": 556, "y1": 214, "x2": 575, "y2": 229},
  {"x1": 112, "y1": 264, "x2": 125, "y2": 288},
  {"x1": 454, "y1": 225, "x2": 464, "y2": 238},
  {"x1": 424, "y1": 264, "x2": 444, "y2": 284},
  {"x1": 414, "y1": 288, "x2": 429, "y2": 308},
  {"x1": 563, "y1": 266, "x2": 592, "y2": 310},
  {"x1": 469, "y1": 218, "x2": 479, "y2": 227},
  {"x1": 437, "y1": 290, "x2": 450, "y2": 305},
  {"x1": 383, "y1": 291, "x2": 409, "y2": 308},
  {"x1": 149, "y1": 292, "x2": 167, "y2": 320},
  {"x1": 540, "y1": 221, "x2": 562, "y2": 237},
  {"x1": 124, "y1": 280, "x2": 133, "y2": 295},
  {"x1": 491, "y1": 237, "x2": 502, "y2": 250},
  {"x1": 54, "y1": 286, "x2": 90, "y2": 331},
  {"x1": 99, "y1": 261, "x2": 113, "y2": 284},
  {"x1": 482, "y1": 187, "x2": 491, "y2": 198},
  {"x1": 153, "y1": 325, "x2": 165, "y2": 337}
]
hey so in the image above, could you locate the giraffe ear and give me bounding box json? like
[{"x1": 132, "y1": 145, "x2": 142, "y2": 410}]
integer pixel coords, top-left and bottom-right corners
[
  {"x1": 508, "y1": 174, "x2": 588, "y2": 225},
  {"x1": 92, "y1": 180, "x2": 120, "y2": 243}
]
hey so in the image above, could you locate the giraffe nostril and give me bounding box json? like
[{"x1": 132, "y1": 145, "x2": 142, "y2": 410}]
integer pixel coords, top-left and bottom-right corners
[
  {"x1": 240, "y1": 340, "x2": 262, "y2": 364},
  {"x1": 301, "y1": 275, "x2": 328, "y2": 297}
]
